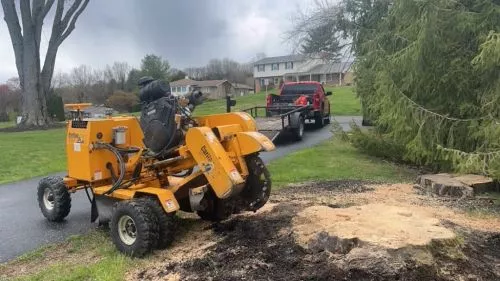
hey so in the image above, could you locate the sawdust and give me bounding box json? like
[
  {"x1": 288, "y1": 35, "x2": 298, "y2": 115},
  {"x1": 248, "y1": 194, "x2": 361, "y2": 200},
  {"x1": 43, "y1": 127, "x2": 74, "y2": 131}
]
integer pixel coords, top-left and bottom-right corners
[
  {"x1": 134, "y1": 180, "x2": 500, "y2": 280},
  {"x1": 293, "y1": 204, "x2": 456, "y2": 249},
  {"x1": 356, "y1": 184, "x2": 500, "y2": 232},
  {"x1": 126, "y1": 214, "x2": 220, "y2": 281},
  {"x1": 280, "y1": 182, "x2": 500, "y2": 233}
]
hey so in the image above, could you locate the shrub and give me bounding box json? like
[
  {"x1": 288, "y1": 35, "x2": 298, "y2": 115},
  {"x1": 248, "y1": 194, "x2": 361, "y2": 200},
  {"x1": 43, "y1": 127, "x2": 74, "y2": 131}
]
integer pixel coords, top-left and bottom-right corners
[{"x1": 105, "y1": 91, "x2": 139, "y2": 112}]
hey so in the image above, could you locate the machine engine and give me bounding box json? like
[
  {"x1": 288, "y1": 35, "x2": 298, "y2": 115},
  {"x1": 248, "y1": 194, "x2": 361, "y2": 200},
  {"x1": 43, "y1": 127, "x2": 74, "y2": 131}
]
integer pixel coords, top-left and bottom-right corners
[
  {"x1": 140, "y1": 96, "x2": 180, "y2": 154},
  {"x1": 138, "y1": 78, "x2": 184, "y2": 155}
]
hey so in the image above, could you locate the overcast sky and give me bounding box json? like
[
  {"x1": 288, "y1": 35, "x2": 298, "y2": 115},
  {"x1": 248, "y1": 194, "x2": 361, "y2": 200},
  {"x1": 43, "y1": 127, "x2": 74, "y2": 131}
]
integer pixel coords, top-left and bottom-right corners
[{"x1": 0, "y1": 0, "x2": 314, "y2": 82}]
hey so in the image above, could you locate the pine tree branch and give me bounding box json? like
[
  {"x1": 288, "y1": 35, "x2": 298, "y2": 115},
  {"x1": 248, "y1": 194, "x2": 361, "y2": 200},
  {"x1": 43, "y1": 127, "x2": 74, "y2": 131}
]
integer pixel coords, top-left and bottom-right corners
[{"x1": 389, "y1": 77, "x2": 494, "y2": 123}]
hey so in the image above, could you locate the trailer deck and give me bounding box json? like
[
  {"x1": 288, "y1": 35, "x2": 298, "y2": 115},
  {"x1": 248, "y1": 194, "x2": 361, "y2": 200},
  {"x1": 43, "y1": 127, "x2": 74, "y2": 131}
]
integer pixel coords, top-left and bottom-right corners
[{"x1": 243, "y1": 105, "x2": 311, "y2": 142}]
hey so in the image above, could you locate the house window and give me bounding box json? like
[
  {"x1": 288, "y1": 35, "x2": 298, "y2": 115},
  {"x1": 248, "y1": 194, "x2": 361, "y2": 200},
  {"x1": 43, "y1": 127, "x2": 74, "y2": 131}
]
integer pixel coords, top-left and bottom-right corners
[
  {"x1": 274, "y1": 77, "x2": 280, "y2": 85},
  {"x1": 271, "y1": 63, "x2": 279, "y2": 71},
  {"x1": 257, "y1": 64, "x2": 265, "y2": 72},
  {"x1": 181, "y1": 86, "x2": 186, "y2": 92},
  {"x1": 285, "y1": 62, "x2": 293, "y2": 69},
  {"x1": 171, "y1": 87, "x2": 176, "y2": 92}
]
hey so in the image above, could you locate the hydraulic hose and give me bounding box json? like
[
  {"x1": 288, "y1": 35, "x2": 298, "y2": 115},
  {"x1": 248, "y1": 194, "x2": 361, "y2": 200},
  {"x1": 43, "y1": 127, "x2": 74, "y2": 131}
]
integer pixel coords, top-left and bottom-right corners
[{"x1": 94, "y1": 143, "x2": 126, "y2": 195}]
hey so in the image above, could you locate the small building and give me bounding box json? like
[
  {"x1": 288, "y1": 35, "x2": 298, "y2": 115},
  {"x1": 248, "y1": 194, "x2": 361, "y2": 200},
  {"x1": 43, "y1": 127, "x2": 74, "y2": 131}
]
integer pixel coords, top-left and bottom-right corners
[
  {"x1": 253, "y1": 54, "x2": 354, "y2": 92},
  {"x1": 170, "y1": 78, "x2": 234, "y2": 99},
  {"x1": 232, "y1": 83, "x2": 254, "y2": 96}
]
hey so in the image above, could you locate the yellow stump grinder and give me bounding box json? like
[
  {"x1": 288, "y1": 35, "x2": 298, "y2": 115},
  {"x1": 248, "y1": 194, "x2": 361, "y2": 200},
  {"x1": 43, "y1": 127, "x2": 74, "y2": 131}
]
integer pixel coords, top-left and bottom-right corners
[{"x1": 37, "y1": 77, "x2": 275, "y2": 257}]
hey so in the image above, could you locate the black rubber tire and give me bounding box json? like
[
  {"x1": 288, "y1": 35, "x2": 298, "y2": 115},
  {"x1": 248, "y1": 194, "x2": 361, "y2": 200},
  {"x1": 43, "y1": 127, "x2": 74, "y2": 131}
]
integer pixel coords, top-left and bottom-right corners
[
  {"x1": 37, "y1": 176, "x2": 71, "y2": 222},
  {"x1": 138, "y1": 197, "x2": 176, "y2": 249},
  {"x1": 110, "y1": 200, "x2": 159, "y2": 257},
  {"x1": 324, "y1": 114, "x2": 331, "y2": 124},
  {"x1": 293, "y1": 116, "x2": 305, "y2": 141},
  {"x1": 315, "y1": 113, "x2": 325, "y2": 128},
  {"x1": 362, "y1": 118, "x2": 373, "y2": 126}
]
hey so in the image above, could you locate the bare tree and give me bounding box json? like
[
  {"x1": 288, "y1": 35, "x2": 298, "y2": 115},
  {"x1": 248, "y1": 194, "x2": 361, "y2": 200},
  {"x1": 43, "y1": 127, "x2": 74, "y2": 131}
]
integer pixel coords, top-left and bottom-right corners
[
  {"x1": 1, "y1": 0, "x2": 89, "y2": 127},
  {"x1": 104, "y1": 62, "x2": 130, "y2": 90}
]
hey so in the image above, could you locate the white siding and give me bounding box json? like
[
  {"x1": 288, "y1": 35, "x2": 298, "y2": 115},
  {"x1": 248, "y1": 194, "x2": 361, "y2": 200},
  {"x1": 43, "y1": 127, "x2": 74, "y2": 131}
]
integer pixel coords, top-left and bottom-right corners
[
  {"x1": 253, "y1": 61, "x2": 305, "y2": 78},
  {"x1": 171, "y1": 85, "x2": 191, "y2": 96}
]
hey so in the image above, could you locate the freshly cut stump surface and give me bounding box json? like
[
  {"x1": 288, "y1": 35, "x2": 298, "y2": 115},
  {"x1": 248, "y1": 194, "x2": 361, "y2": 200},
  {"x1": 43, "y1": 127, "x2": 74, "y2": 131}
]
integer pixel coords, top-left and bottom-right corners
[{"x1": 294, "y1": 204, "x2": 456, "y2": 249}]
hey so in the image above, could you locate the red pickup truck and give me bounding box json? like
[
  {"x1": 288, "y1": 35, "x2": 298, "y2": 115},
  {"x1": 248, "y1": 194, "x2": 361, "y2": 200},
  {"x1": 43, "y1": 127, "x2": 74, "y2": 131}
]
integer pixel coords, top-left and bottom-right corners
[{"x1": 266, "y1": 81, "x2": 332, "y2": 127}]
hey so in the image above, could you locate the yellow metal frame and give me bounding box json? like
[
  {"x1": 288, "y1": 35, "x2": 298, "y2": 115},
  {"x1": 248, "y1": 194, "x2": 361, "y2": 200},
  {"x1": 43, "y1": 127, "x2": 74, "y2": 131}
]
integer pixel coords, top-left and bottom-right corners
[{"x1": 61, "y1": 105, "x2": 275, "y2": 214}]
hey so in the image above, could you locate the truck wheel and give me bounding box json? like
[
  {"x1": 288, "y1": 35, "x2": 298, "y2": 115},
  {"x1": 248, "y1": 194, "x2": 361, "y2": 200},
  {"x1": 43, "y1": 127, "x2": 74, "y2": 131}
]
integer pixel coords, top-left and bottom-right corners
[
  {"x1": 293, "y1": 116, "x2": 305, "y2": 141},
  {"x1": 37, "y1": 176, "x2": 71, "y2": 222},
  {"x1": 315, "y1": 114, "x2": 325, "y2": 128},
  {"x1": 324, "y1": 114, "x2": 331, "y2": 125},
  {"x1": 138, "y1": 197, "x2": 176, "y2": 249},
  {"x1": 110, "y1": 200, "x2": 159, "y2": 257}
]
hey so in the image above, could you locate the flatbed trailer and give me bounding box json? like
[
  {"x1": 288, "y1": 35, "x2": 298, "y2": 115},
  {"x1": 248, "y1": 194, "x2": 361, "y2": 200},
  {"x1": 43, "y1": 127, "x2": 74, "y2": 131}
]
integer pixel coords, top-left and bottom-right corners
[{"x1": 243, "y1": 105, "x2": 312, "y2": 142}]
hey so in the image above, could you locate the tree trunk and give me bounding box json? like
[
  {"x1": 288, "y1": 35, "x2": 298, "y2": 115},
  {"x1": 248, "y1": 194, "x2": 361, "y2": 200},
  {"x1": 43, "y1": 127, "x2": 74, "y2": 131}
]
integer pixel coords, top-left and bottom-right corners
[
  {"x1": 1, "y1": 0, "x2": 89, "y2": 128},
  {"x1": 20, "y1": 63, "x2": 49, "y2": 127},
  {"x1": 18, "y1": 1, "x2": 48, "y2": 127}
]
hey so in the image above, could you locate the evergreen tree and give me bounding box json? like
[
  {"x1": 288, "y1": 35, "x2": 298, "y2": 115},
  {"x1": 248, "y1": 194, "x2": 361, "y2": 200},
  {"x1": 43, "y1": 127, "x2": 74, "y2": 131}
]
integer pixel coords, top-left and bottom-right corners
[{"x1": 295, "y1": 0, "x2": 500, "y2": 176}]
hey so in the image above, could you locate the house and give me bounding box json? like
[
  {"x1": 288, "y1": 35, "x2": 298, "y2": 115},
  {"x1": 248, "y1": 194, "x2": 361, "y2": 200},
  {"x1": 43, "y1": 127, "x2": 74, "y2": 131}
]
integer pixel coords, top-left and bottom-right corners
[
  {"x1": 232, "y1": 83, "x2": 254, "y2": 96},
  {"x1": 253, "y1": 54, "x2": 354, "y2": 92},
  {"x1": 65, "y1": 105, "x2": 117, "y2": 119},
  {"x1": 170, "y1": 78, "x2": 233, "y2": 99}
]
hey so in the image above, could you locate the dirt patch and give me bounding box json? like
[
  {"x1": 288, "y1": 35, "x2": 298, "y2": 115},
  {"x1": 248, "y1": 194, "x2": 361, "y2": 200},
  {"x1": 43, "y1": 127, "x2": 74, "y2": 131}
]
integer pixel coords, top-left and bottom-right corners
[
  {"x1": 0, "y1": 231, "x2": 103, "y2": 279},
  {"x1": 131, "y1": 180, "x2": 500, "y2": 281}
]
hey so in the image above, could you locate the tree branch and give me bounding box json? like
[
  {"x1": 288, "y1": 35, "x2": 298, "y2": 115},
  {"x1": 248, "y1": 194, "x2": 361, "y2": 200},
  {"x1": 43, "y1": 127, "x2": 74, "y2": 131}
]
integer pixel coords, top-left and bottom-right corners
[
  {"x1": 41, "y1": 0, "x2": 65, "y2": 82},
  {"x1": 42, "y1": 0, "x2": 89, "y2": 95},
  {"x1": 41, "y1": 0, "x2": 55, "y2": 19},
  {"x1": 31, "y1": 0, "x2": 45, "y2": 53},
  {"x1": 19, "y1": 0, "x2": 32, "y2": 31},
  {"x1": 59, "y1": 0, "x2": 83, "y2": 32},
  {"x1": 59, "y1": 0, "x2": 89, "y2": 44},
  {"x1": 1, "y1": 0, "x2": 24, "y2": 85}
]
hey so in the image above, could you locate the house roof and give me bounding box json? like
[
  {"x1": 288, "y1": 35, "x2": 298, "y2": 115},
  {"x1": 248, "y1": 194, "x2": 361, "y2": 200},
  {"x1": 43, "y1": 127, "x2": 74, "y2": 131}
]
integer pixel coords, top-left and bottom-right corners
[
  {"x1": 307, "y1": 61, "x2": 353, "y2": 74},
  {"x1": 232, "y1": 83, "x2": 253, "y2": 90},
  {"x1": 254, "y1": 54, "x2": 305, "y2": 65},
  {"x1": 283, "y1": 61, "x2": 354, "y2": 76},
  {"x1": 170, "y1": 78, "x2": 227, "y2": 87}
]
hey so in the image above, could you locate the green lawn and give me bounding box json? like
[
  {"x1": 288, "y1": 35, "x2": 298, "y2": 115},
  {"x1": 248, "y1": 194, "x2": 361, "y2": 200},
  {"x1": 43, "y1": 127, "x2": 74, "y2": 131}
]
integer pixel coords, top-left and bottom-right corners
[
  {"x1": 0, "y1": 230, "x2": 136, "y2": 281},
  {"x1": 326, "y1": 86, "x2": 361, "y2": 116},
  {"x1": 193, "y1": 90, "x2": 272, "y2": 116},
  {"x1": 0, "y1": 128, "x2": 66, "y2": 184},
  {"x1": 268, "y1": 138, "x2": 415, "y2": 188},
  {"x1": 191, "y1": 86, "x2": 359, "y2": 116},
  {"x1": 0, "y1": 121, "x2": 16, "y2": 129}
]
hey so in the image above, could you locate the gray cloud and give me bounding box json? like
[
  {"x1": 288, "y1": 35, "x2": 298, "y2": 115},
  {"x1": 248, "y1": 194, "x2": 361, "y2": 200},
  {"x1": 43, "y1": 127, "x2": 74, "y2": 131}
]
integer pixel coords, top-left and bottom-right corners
[{"x1": 0, "y1": 0, "x2": 312, "y2": 81}]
